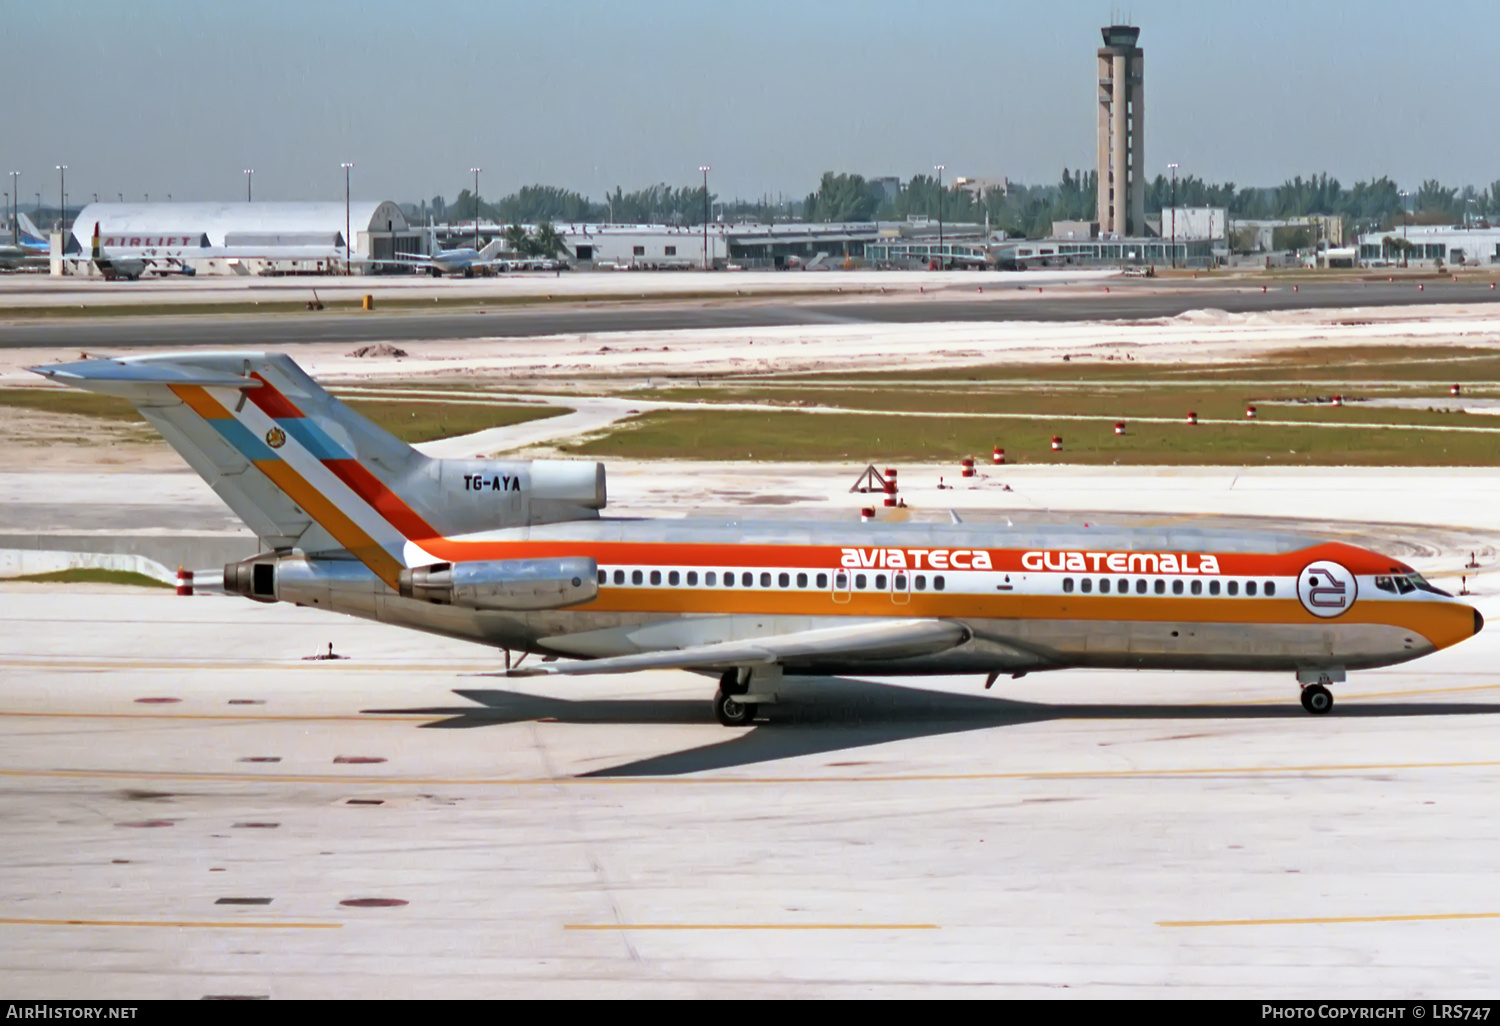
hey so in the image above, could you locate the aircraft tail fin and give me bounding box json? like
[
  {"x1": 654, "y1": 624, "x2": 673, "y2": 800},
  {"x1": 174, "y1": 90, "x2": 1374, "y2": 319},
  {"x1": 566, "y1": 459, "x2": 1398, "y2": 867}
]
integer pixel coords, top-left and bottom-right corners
[
  {"x1": 91, "y1": 222, "x2": 101, "y2": 261},
  {"x1": 29, "y1": 353, "x2": 605, "y2": 588},
  {"x1": 16, "y1": 212, "x2": 49, "y2": 248}
]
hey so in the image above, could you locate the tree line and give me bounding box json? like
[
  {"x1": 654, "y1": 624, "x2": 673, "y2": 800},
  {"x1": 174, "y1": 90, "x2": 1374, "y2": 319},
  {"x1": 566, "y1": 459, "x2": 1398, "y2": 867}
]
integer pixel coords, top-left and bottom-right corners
[
  {"x1": 420, "y1": 184, "x2": 716, "y2": 228},
  {"x1": 408, "y1": 170, "x2": 1500, "y2": 240}
]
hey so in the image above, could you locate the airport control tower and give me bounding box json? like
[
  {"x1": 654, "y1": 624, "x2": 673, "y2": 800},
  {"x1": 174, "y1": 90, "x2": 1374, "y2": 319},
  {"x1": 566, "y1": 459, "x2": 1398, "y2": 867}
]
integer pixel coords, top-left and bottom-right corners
[{"x1": 1096, "y1": 24, "x2": 1145, "y2": 237}]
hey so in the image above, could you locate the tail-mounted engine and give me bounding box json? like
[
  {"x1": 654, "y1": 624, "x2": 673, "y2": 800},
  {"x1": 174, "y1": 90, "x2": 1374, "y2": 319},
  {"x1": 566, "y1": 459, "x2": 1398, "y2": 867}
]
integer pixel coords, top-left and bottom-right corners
[
  {"x1": 223, "y1": 554, "x2": 281, "y2": 603},
  {"x1": 399, "y1": 557, "x2": 598, "y2": 611}
]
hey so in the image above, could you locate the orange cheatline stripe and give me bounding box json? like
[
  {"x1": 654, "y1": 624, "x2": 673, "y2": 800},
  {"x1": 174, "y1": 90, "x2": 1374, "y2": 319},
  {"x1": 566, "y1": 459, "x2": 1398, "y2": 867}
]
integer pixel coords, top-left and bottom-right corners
[
  {"x1": 252, "y1": 375, "x2": 443, "y2": 542},
  {"x1": 324, "y1": 458, "x2": 441, "y2": 542},
  {"x1": 399, "y1": 539, "x2": 1405, "y2": 578},
  {"x1": 564, "y1": 923, "x2": 938, "y2": 931},
  {"x1": 0, "y1": 916, "x2": 341, "y2": 930},
  {"x1": 168, "y1": 383, "x2": 232, "y2": 418},
  {"x1": 578, "y1": 589, "x2": 1473, "y2": 648},
  {"x1": 253, "y1": 459, "x2": 403, "y2": 588},
  {"x1": 166, "y1": 384, "x2": 399, "y2": 586},
  {"x1": 1159, "y1": 911, "x2": 1500, "y2": 928}
]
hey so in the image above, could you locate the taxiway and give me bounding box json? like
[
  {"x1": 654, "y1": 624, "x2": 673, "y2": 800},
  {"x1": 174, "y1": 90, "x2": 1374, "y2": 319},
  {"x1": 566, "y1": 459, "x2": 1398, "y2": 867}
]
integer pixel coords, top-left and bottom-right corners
[{"x1": 2, "y1": 584, "x2": 1498, "y2": 997}]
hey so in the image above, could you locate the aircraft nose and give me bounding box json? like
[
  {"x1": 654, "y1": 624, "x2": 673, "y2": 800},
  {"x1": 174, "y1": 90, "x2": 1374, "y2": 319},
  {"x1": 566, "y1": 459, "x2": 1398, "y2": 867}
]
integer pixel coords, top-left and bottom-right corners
[{"x1": 1476, "y1": 608, "x2": 1485, "y2": 636}]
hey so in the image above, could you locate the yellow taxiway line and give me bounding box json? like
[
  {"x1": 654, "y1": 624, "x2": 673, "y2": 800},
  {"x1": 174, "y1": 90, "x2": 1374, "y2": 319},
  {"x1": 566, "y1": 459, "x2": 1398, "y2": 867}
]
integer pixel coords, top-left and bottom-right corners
[
  {"x1": 0, "y1": 658, "x2": 492, "y2": 674},
  {"x1": 1160, "y1": 911, "x2": 1500, "y2": 928},
  {"x1": 0, "y1": 916, "x2": 341, "y2": 930},
  {"x1": 2, "y1": 757, "x2": 1499, "y2": 788},
  {"x1": 0, "y1": 710, "x2": 438, "y2": 723},
  {"x1": 565, "y1": 923, "x2": 937, "y2": 931}
]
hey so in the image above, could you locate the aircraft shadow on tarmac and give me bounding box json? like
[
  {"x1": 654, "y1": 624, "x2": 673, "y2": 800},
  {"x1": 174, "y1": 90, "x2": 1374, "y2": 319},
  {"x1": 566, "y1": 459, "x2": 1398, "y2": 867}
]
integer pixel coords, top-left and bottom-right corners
[{"x1": 361, "y1": 677, "x2": 1500, "y2": 778}]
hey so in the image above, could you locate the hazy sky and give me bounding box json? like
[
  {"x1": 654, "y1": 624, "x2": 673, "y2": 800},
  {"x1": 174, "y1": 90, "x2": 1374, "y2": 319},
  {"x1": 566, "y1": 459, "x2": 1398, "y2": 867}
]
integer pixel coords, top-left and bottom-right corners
[{"x1": 6, "y1": 1, "x2": 1497, "y2": 207}]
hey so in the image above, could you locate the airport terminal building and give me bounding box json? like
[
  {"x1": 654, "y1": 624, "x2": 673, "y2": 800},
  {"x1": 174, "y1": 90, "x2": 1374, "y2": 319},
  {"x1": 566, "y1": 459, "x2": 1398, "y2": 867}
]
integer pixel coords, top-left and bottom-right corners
[
  {"x1": 60, "y1": 201, "x2": 425, "y2": 276},
  {"x1": 1356, "y1": 224, "x2": 1500, "y2": 267}
]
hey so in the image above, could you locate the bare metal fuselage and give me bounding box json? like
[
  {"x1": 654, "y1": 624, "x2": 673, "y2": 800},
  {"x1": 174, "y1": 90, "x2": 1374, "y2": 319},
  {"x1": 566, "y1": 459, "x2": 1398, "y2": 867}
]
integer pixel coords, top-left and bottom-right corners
[{"x1": 262, "y1": 516, "x2": 1468, "y2": 678}]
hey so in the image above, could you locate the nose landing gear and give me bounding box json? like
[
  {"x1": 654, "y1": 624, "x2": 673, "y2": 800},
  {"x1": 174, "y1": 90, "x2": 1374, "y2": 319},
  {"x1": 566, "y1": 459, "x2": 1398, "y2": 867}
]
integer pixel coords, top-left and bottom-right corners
[
  {"x1": 1296, "y1": 666, "x2": 1343, "y2": 715},
  {"x1": 1300, "y1": 683, "x2": 1334, "y2": 714}
]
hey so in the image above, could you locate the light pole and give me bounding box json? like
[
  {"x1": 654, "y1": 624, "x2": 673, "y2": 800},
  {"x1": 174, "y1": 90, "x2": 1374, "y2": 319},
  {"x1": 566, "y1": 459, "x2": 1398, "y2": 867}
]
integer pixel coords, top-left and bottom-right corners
[
  {"x1": 699, "y1": 165, "x2": 711, "y2": 270},
  {"x1": 55, "y1": 165, "x2": 67, "y2": 231},
  {"x1": 117, "y1": 193, "x2": 123, "y2": 203},
  {"x1": 340, "y1": 162, "x2": 354, "y2": 271},
  {"x1": 934, "y1": 164, "x2": 945, "y2": 268},
  {"x1": 1167, "y1": 163, "x2": 1179, "y2": 268},
  {"x1": 244, "y1": 169, "x2": 254, "y2": 202},
  {"x1": 1399, "y1": 189, "x2": 1409, "y2": 267},
  {"x1": 8, "y1": 172, "x2": 17, "y2": 245},
  {"x1": 471, "y1": 167, "x2": 481, "y2": 250}
]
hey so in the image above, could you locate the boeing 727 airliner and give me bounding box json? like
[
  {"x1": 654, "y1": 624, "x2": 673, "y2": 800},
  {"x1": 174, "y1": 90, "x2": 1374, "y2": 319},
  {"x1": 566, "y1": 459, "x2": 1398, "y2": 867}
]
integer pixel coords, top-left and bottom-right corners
[{"x1": 33, "y1": 352, "x2": 1482, "y2": 724}]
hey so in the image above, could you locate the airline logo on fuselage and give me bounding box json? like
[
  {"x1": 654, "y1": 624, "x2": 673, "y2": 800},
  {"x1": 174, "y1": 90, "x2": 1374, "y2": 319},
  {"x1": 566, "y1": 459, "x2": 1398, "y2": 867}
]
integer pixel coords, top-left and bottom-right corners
[
  {"x1": 841, "y1": 548, "x2": 993, "y2": 570},
  {"x1": 1020, "y1": 550, "x2": 1222, "y2": 574},
  {"x1": 1297, "y1": 560, "x2": 1356, "y2": 618}
]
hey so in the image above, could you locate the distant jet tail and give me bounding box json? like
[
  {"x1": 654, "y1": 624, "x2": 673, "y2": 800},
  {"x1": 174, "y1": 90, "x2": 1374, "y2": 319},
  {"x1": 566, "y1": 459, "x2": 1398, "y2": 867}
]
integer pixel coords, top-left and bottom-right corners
[
  {"x1": 29, "y1": 353, "x2": 605, "y2": 589},
  {"x1": 16, "y1": 212, "x2": 50, "y2": 249},
  {"x1": 91, "y1": 222, "x2": 102, "y2": 261}
]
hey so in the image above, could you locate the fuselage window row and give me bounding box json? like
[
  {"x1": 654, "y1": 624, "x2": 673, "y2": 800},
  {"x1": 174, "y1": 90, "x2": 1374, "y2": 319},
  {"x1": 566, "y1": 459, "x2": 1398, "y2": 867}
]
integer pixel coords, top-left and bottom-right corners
[
  {"x1": 1062, "y1": 577, "x2": 1278, "y2": 597},
  {"x1": 595, "y1": 568, "x2": 945, "y2": 591}
]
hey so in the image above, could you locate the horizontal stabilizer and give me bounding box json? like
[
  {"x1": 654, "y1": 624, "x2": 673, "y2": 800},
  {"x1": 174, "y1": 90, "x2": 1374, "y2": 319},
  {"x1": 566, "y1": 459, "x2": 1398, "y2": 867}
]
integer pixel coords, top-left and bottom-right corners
[
  {"x1": 503, "y1": 618, "x2": 967, "y2": 677},
  {"x1": 30, "y1": 358, "x2": 262, "y2": 391}
]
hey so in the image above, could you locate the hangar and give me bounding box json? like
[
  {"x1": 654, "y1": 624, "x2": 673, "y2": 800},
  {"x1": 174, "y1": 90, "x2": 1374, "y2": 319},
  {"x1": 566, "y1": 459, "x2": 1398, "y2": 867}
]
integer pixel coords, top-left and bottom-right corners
[{"x1": 58, "y1": 201, "x2": 426, "y2": 276}]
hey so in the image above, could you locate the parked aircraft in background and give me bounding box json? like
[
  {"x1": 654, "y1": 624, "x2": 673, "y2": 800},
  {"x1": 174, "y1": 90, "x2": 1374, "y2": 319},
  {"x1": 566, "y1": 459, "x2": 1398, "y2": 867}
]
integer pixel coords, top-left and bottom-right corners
[
  {"x1": 33, "y1": 352, "x2": 1483, "y2": 725},
  {"x1": 390, "y1": 238, "x2": 506, "y2": 277},
  {"x1": 0, "y1": 213, "x2": 52, "y2": 269},
  {"x1": 87, "y1": 222, "x2": 194, "y2": 280}
]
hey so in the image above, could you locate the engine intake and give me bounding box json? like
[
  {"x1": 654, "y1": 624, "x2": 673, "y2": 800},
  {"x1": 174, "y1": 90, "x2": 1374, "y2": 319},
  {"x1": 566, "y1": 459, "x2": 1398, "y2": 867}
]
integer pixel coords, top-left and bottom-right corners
[{"x1": 398, "y1": 557, "x2": 598, "y2": 611}]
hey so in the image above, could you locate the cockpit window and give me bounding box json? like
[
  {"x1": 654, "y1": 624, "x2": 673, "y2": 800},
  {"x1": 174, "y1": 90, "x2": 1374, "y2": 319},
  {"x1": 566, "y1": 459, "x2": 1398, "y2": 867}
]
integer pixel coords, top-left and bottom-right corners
[
  {"x1": 1377, "y1": 571, "x2": 1449, "y2": 597},
  {"x1": 1408, "y1": 572, "x2": 1450, "y2": 596}
]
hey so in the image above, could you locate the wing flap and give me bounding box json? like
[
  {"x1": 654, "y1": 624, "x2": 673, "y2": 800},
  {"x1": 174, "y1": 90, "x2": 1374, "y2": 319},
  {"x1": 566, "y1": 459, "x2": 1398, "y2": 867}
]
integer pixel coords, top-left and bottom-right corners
[{"x1": 504, "y1": 618, "x2": 967, "y2": 677}]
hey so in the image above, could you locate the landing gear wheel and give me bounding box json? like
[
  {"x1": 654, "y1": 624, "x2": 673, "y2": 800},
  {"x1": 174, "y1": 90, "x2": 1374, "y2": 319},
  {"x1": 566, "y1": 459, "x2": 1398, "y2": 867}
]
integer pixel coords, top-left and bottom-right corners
[
  {"x1": 1300, "y1": 683, "x2": 1334, "y2": 715},
  {"x1": 714, "y1": 688, "x2": 757, "y2": 727}
]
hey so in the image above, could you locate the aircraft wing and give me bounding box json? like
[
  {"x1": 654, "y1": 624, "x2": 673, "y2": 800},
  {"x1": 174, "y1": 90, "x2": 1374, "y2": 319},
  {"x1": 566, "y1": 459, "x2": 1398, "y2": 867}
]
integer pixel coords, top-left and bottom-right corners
[{"x1": 504, "y1": 618, "x2": 967, "y2": 677}]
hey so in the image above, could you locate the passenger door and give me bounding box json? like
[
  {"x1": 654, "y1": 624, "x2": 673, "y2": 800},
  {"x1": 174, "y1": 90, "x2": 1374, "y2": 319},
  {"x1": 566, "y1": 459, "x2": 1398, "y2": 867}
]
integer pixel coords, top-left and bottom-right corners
[{"x1": 890, "y1": 569, "x2": 912, "y2": 606}]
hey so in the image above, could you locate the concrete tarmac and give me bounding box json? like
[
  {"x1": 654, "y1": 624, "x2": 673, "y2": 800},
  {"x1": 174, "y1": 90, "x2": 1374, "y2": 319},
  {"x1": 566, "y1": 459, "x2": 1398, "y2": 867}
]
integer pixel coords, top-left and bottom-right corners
[
  {"x1": 4, "y1": 279, "x2": 1500, "y2": 349},
  {"x1": 2, "y1": 584, "x2": 1499, "y2": 997}
]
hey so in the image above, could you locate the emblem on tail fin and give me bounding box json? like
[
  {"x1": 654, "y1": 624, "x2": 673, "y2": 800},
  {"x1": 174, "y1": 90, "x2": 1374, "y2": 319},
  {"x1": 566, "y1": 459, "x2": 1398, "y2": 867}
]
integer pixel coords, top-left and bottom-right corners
[{"x1": 264, "y1": 426, "x2": 287, "y2": 449}]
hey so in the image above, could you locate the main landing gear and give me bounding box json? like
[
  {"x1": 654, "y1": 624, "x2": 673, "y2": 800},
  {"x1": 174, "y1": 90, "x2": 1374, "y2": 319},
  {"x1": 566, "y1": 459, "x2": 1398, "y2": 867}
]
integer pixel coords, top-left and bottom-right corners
[
  {"x1": 713, "y1": 666, "x2": 783, "y2": 726},
  {"x1": 713, "y1": 688, "x2": 757, "y2": 726},
  {"x1": 1296, "y1": 666, "x2": 1343, "y2": 715},
  {"x1": 714, "y1": 668, "x2": 757, "y2": 726}
]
